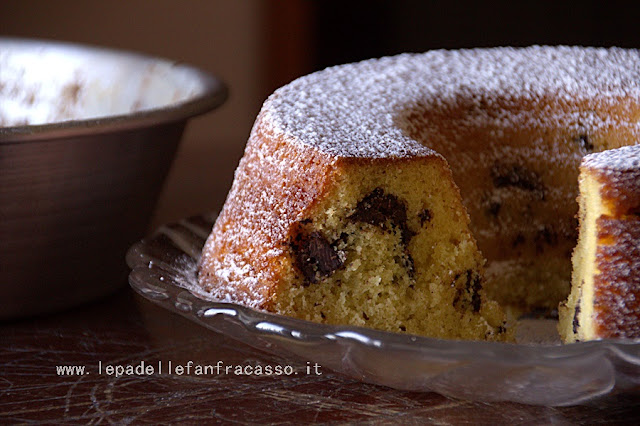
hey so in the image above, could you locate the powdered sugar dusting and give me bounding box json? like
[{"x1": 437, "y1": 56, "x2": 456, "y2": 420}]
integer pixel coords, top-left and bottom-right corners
[
  {"x1": 582, "y1": 144, "x2": 640, "y2": 219},
  {"x1": 200, "y1": 46, "x2": 640, "y2": 310},
  {"x1": 263, "y1": 46, "x2": 640, "y2": 159},
  {"x1": 583, "y1": 144, "x2": 640, "y2": 171}
]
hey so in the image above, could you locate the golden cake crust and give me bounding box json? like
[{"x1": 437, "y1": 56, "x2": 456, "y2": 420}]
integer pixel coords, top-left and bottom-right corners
[
  {"x1": 592, "y1": 216, "x2": 640, "y2": 338},
  {"x1": 559, "y1": 145, "x2": 640, "y2": 342},
  {"x1": 584, "y1": 145, "x2": 640, "y2": 339},
  {"x1": 200, "y1": 46, "x2": 640, "y2": 338},
  {"x1": 198, "y1": 111, "x2": 446, "y2": 310}
]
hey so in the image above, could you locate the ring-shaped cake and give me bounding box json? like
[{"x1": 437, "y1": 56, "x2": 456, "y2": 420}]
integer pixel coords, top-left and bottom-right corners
[{"x1": 199, "y1": 46, "x2": 640, "y2": 340}]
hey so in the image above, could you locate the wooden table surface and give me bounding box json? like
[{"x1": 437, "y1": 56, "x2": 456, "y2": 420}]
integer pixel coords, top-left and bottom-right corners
[{"x1": 1, "y1": 287, "x2": 639, "y2": 425}]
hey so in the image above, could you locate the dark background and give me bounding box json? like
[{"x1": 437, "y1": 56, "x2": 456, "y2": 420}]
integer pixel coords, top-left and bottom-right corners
[
  {"x1": 313, "y1": 1, "x2": 640, "y2": 69},
  {"x1": 3, "y1": 0, "x2": 640, "y2": 227}
]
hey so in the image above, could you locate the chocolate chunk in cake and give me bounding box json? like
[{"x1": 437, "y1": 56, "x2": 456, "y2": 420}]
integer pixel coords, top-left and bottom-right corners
[
  {"x1": 291, "y1": 230, "x2": 345, "y2": 284},
  {"x1": 575, "y1": 134, "x2": 594, "y2": 152},
  {"x1": 349, "y1": 187, "x2": 416, "y2": 244},
  {"x1": 572, "y1": 297, "x2": 581, "y2": 334},
  {"x1": 419, "y1": 208, "x2": 432, "y2": 226},
  {"x1": 535, "y1": 225, "x2": 558, "y2": 254},
  {"x1": 491, "y1": 162, "x2": 546, "y2": 200}
]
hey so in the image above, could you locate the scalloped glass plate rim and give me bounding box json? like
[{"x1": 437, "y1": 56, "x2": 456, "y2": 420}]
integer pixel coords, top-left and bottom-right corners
[{"x1": 126, "y1": 213, "x2": 640, "y2": 406}]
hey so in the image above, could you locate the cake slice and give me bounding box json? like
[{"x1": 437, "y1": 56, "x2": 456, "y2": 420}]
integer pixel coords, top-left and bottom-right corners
[
  {"x1": 198, "y1": 115, "x2": 510, "y2": 341},
  {"x1": 559, "y1": 145, "x2": 640, "y2": 342}
]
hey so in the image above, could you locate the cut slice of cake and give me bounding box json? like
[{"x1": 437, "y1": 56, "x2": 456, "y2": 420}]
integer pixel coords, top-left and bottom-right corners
[
  {"x1": 559, "y1": 145, "x2": 640, "y2": 343},
  {"x1": 198, "y1": 116, "x2": 510, "y2": 341}
]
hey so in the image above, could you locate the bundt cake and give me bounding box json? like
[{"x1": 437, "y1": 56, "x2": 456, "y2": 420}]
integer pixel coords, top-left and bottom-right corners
[
  {"x1": 559, "y1": 145, "x2": 640, "y2": 343},
  {"x1": 199, "y1": 46, "x2": 640, "y2": 340}
]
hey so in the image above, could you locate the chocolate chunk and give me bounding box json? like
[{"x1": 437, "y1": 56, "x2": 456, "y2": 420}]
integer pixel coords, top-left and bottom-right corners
[
  {"x1": 512, "y1": 233, "x2": 525, "y2": 248},
  {"x1": 395, "y1": 254, "x2": 415, "y2": 279},
  {"x1": 452, "y1": 270, "x2": 483, "y2": 312},
  {"x1": 487, "y1": 201, "x2": 502, "y2": 217},
  {"x1": 573, "y1": 295, "x2": 581, "y2": 334},
  {"x1": 452, "y1": 292, "x2": 461, "y2": 309},
  {"x1": 419, "y1": 208, "x2": 432, "y2": 226},
  {"x1": 575, "y1": 134, "x2": 594, "y2": 152},
  {"x1": 466, "y1": 270, "x2": 483, "y2": 313},
  {"x1": 452, "y1": 272, "x2": 463, "y2": 308},
  {"x1": 290, "y1": 229, "x2": 345, "y2": 284},
  {"x1": 308, "y1": 232, "x2": 344, "y2": 275},
  {"x1": 362, "y1": 312, "x2": 369, "y2": 321},
  {"x1": 399, "y1": 325, "x2": 407, "y2": 332},
  {"x1": 349, "y1": 187, "x2": 415, "y2": 244},
  {"x1": 491, "y1": 162, "x2": 546, "y2": 200},
  {"x1": 350, "y1": 188, "x2": 400, "y2": 227},
  {"x1": 535, "y1": 225, "x2": 558, "y2": 254},
  {"x1": 405, "y1": 254, "x2": 415, "y2": 278},
  {"x1": 348, "y1": 188, "x2": 418, "y2": 279}
]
